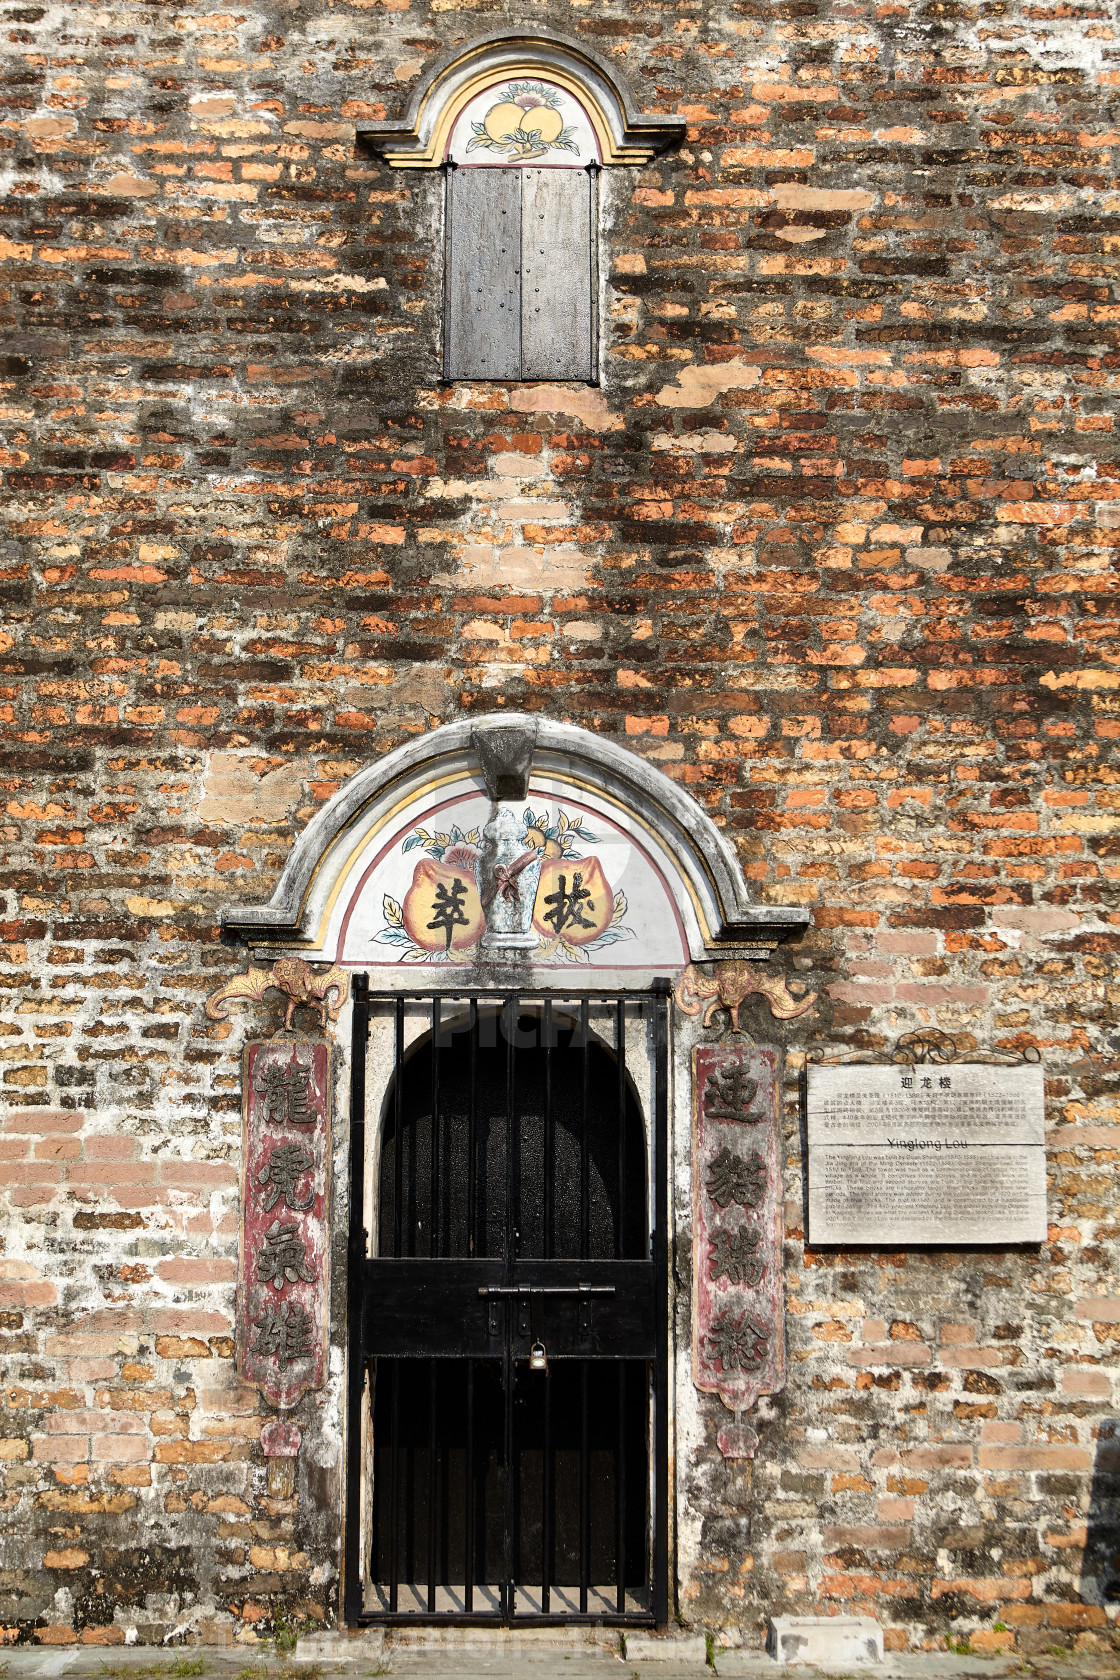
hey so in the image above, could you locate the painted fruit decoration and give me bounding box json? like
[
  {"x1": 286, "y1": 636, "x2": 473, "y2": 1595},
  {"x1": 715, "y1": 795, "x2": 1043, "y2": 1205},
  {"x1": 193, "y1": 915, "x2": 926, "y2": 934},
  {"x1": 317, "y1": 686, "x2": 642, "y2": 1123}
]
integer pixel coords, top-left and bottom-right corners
[
  {"x1": 519, "y1": 808, "x2": 633, "y2": 961},
  {"x1": 401, "y1": 857, "x2": 485, "y2": 955},
  {"x1": 467, "y1": 82, "x2": 580, "y2": 162},
  {"x1": 375, "y1": 809, "x2": 634, "y2": 964},
  {"x1": 532, "y1": 856, "x2": 614, "y2": 947},
  {"x1": 378, "y1": 827, "x2": 485, "y2": 963}
]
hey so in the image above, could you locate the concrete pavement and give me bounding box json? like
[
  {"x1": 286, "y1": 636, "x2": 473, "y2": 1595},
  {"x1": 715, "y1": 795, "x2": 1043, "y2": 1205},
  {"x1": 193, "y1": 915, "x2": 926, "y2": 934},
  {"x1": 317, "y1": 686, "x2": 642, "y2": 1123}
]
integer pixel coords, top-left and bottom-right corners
[{"x1": 0, "y1": 1630, "x2": 1116, "y2": 1680}]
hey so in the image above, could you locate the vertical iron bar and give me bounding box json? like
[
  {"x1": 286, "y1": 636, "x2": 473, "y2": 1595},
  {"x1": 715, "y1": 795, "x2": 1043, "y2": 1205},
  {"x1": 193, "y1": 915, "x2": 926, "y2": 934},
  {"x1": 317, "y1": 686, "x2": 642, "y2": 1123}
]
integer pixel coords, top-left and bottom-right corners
[
  {"x1": 505, "y1": 997, "x2": 516, "y2": 1278},
  {"x1": 389, "y1": 1361, "x2": 400, "y2": 1614},
  {"x1": 616, "y1": 1363, "x2": 626, "y2": 1613},
  {"x1": 579, "y1": 1361, "x2": 589, "y2": 1614},
  {"x1": 542, "y1": 1363, "x2": 552, "y2": 1614},
  {"x1": 580, "y1": 998, "x2": 590, "y2": 1262},
  {"x1": 652, "y1": 987, "x2": 670, "y2": 1623},
  {"x1": 467, "y1": 998, "x2": 478, "y2": 1257},
  {"x1": 511, "y1": 1353, "x2": 521, "y2": 1619},
  {"x1": 543, "y1": 997, "x2": 553, "y2": 1260},
  {"x1": 393, "y1": 995, "x2": 404, "y2": 1257},
  {"x1": 464, "y1": 1361, "x2": 475, "y2": 1613},
  {"x1": 503, "y1": 997, "x2": 516, "y2": 1619},
  {"x1": 430, "y1": 997, "x2": 440, "y2": 1258},
  {"x1": 343, "y1": 973, "x2": 369, "y2": 1624},
  {"x1": 502, "y1": 1327, "x2": 513, "y2": 1620},
  {"x1": 616, "y1": 997, "x2": 626, "y2": 1260},
  {"x1": 427, "y1": 1359, "x2": 437, "y2": 1613}
]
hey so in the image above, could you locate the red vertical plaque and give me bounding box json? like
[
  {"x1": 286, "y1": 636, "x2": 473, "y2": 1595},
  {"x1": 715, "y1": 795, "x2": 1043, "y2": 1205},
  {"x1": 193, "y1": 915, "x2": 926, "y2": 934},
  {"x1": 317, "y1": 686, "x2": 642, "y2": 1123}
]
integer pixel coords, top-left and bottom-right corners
[
  {"x1": 692, "y1": 1045, "x2": 785, "y2": 1455},
  {"x1": 238, "y1": 1039, "x2": 331, "y2": 1409}
]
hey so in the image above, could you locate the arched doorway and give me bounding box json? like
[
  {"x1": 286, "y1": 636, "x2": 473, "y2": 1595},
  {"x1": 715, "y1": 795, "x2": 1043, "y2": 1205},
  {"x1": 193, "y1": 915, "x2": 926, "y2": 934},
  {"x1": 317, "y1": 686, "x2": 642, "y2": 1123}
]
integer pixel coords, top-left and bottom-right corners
[
  {"x1": 348, "y1": 990, "x2": 669, "y2": 1625},
  {"x1": 223, "y1": 714, "x2": 808, "y2": 1628}
]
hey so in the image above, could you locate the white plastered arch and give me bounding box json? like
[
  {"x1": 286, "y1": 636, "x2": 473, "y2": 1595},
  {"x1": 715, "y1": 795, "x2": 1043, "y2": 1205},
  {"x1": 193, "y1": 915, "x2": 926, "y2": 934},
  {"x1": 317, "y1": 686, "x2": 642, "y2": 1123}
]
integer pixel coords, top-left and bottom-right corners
[{"x1": 221, "y1": 716, "x2": 808, "y2": 979}]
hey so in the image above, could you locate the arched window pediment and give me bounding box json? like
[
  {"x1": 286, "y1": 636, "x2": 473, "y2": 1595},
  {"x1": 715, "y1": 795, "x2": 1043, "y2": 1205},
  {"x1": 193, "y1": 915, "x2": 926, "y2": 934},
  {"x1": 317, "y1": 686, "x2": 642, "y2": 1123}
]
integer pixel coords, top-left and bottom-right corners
[
  {"x1": 358, "y1": 27, "x2": 685, "y2": 170},
  {"x1": 359, "y1": 32, "x2": 684, "y2": 383}
]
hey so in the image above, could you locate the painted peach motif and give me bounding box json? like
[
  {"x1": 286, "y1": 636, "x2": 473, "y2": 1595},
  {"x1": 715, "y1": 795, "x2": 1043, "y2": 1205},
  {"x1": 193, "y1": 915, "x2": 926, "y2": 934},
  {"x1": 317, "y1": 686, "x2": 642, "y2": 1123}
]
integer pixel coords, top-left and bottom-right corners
[
  {"x1": 402, "y1": 858, "x2": 485, "y2": 954},
  {"x1": 466, "y1": 81, "x2": 580, "y2": 162},
  {"x1": 532, "y1": 856, "x2": 613, "y2": 947}
]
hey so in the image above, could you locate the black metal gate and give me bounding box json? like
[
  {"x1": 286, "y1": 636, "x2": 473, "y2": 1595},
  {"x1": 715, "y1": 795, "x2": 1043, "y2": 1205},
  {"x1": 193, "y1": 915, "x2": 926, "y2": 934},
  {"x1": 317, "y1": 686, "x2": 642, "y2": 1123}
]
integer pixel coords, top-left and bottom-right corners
[{"x1": 344, "y1": 981, "x2": 669, "y2": 1626}]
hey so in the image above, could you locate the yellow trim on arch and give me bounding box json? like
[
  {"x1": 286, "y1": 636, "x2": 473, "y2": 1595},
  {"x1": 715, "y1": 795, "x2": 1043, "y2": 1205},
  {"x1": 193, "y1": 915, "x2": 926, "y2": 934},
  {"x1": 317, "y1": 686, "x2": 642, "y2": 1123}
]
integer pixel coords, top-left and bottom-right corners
[{"x1": 379, "y1": 63, "x2": 654, "y2": 169}]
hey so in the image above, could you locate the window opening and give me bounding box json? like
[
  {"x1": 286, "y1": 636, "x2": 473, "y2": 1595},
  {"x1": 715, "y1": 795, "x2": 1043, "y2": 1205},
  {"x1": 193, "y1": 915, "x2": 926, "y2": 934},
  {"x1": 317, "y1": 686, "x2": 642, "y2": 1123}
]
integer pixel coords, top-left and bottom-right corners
[
  {"x1": 444, "y1": 163, "x2": 598, "y2": 384},
  {"x1": 441, "y1": 75, "x2": 598, "y2": 383}
]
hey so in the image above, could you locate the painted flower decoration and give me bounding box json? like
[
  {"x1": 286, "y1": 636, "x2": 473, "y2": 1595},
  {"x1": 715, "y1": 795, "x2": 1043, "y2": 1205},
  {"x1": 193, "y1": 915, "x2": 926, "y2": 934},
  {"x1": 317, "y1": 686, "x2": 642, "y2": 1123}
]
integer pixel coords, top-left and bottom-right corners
[{"x1": 521, "y1": 807, "x2": 597, "y2": 860}]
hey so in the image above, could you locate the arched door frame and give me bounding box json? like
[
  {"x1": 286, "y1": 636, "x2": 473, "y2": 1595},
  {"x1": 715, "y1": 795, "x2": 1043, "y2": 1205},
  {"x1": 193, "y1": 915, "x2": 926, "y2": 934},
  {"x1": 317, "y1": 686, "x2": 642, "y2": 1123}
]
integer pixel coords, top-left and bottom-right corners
[
  {"x1": 217, "y1": 716, "x2": 809, "y2": 1626},
  {"x1": 347, "y1": 980, "x2": 670, "y2": 1625}
]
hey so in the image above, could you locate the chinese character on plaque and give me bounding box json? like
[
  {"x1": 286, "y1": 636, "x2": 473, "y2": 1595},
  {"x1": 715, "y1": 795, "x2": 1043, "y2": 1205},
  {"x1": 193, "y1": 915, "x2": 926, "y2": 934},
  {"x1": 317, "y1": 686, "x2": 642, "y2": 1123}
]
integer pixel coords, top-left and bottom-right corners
[
  {"x1": 238, "y1": 1041, "x2": 331, "y2": 1408},
  {"x1": 692, "y1": 1045, "x2": 785, "y2": 1459}
]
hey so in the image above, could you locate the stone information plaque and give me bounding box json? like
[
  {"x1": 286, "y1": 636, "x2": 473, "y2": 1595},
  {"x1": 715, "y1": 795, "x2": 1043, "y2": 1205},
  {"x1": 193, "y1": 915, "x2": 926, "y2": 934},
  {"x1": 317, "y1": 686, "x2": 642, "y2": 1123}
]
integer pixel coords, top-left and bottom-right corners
[{"x1": 806, "y1": 1062, "x2": 1046, "y2": 1245}]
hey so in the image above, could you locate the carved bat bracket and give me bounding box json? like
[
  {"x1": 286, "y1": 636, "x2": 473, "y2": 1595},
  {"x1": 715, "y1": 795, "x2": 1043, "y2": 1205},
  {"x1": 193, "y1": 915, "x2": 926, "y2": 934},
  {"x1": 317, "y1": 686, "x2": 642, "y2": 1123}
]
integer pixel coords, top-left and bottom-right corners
[
  {"x1": 675, "y1": 961, "x2": 817, "y2": 1041},
  {"x1": 205, "y1": 957, "x2": 349, "y2": 1037}
]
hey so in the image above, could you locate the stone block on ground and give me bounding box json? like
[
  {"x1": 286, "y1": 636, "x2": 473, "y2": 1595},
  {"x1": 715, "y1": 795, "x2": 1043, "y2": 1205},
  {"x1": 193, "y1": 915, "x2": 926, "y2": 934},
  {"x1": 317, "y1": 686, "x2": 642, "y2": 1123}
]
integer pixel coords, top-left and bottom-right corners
[
  {"x1": 768, "y1": 1616, "x2": 884, "y2": 1666},
  {"x1": 626, "y1": 1631, "x2": 709, "y2": 1663},
  {"x1": 290, "y1": 1630, "x2": 385, "y2": 1663}
]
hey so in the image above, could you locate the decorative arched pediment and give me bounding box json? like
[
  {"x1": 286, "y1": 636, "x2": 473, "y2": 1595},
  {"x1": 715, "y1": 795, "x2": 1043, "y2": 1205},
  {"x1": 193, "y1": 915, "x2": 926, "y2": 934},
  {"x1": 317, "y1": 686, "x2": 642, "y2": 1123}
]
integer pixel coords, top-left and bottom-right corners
[
  {"x1": 222, "y1": 718, "x2": 809, "y2": 987},
  {"x1": 358, "y1": 28, "x2": 685, "y2": 169}
]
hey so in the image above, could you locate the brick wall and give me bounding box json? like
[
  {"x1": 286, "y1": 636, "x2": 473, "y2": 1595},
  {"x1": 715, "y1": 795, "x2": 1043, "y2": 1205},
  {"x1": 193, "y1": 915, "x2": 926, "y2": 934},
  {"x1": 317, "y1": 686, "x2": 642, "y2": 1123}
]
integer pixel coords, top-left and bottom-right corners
[{"x1": 0, "y1": 0, "x2": 1117, "y2": 1652}]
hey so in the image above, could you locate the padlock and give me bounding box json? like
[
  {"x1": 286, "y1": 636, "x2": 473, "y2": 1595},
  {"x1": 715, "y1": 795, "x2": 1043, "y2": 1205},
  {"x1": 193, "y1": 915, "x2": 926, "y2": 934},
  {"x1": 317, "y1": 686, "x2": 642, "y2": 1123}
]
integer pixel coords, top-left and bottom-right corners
[{"x1": 529, "y1": 1340, "x2": 548, "y2": 1373}]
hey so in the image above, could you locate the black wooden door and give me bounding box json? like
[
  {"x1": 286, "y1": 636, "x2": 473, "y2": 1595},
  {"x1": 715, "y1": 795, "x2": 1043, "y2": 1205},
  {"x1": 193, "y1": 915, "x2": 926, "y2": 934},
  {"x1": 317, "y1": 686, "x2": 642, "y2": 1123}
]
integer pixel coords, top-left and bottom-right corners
[{"x1": 344, "y1": 987, "x2": 669, "y2": 1626}]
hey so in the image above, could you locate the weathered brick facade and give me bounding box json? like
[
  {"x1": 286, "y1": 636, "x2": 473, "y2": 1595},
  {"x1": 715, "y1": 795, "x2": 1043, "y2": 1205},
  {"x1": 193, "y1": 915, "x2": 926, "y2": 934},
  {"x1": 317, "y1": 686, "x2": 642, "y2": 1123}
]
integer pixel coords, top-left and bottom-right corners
[{"x1": 0, "y1": 0, "x2": 1117, "y2": 1655}]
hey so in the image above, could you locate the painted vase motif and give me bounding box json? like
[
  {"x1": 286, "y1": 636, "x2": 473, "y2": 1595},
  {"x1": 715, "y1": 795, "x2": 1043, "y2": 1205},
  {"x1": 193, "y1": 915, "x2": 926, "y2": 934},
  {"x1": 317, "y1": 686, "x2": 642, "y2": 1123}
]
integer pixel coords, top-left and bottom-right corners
[{"x1": 478, "y1": 804, "x2": 543, "y2": 952}]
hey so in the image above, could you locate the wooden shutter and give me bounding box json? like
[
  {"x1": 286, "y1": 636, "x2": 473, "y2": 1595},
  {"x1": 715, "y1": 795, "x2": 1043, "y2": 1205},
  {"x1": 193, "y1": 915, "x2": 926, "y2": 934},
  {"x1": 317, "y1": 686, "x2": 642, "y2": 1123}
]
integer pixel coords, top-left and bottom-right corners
[
  {"x1": 521, "y1": 168, "x2": 594, "y2": 382},
  {"x1": 445, "y1": 167, "x2": 521, "y2": 380},
  {"x1": 444, "y1": 166, "x2": 595, "y2": 382}
]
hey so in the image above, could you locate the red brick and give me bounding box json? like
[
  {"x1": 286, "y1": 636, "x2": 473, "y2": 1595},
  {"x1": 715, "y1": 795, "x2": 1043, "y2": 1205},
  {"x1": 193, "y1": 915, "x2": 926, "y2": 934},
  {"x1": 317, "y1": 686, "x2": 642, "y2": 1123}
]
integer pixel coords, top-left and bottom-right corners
[
  {"x1": 1045, "y1": 1605, "x2": 1107, "y2": 1629},
  {"x1": 66, "y1": 1165, "x2": 157, "y2": 1186},
  {"x1": 2, "y1": 1111, "x2": 82, "y2": 1134},
  {"x1": 83, "y1": 1138, "x2": 137, "y2": 1161},
  {"x1": 978, "y1": 1446, "x2": 1093, "y2": 1471},
  {"x1": 32, "y1": 1436, "x2": 89, "y2": 1463},
  {"x1": 155, "y1": 1258, "x2": 237, "y2": 1285},
  {"x1": 91, "y1": 1436, "x2": 149, "y2": 1464},
  {"x1": 1061, "y1": 1370, "x2": 1111, "y2": 1397},
  {"x1": 159, "y1": 1163, "x2": 238, "y2": 1189},
  {"x1": 902, "y1": 1446, "x2": 973, "y2": 1469}
]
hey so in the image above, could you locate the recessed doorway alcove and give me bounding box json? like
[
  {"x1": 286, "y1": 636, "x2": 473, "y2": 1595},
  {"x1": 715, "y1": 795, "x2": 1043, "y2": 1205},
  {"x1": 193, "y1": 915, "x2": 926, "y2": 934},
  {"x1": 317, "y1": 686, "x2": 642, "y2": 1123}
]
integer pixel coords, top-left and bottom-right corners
[{"x1": 220, "y1": 716, "x2": 808, "y2": 1627}]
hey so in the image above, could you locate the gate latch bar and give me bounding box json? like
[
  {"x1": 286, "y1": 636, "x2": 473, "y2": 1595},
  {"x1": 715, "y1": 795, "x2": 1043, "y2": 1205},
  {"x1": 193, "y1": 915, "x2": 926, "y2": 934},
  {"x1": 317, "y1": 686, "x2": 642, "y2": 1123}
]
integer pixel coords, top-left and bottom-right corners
[
  {"x1": 479, "y1": 1283, "x2": 614, "y2": 1341},
  {"x1": 476, "y1": 1285, "x2": 615, "y2": 1297}
]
